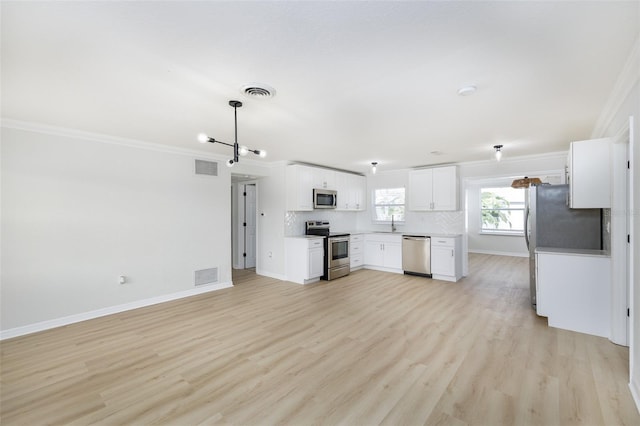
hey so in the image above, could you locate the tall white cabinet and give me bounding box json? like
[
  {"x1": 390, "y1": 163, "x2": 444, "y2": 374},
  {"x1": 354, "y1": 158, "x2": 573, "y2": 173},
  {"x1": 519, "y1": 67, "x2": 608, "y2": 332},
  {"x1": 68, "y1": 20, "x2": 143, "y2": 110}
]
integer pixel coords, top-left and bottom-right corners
[{"x1": 408, "y1": 166, "x2": 458, "y2": 211}]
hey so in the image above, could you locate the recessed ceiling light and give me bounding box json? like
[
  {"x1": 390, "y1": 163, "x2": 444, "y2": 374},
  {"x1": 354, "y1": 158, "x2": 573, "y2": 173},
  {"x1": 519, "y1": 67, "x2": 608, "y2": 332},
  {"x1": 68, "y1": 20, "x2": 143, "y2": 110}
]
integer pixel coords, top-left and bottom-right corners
[
  {"x1": 457, "y1": 85, "x2": 477, "y2": 96},
  {"x1": 241, "y1": 82, "x2": 276, "y2": 99}
]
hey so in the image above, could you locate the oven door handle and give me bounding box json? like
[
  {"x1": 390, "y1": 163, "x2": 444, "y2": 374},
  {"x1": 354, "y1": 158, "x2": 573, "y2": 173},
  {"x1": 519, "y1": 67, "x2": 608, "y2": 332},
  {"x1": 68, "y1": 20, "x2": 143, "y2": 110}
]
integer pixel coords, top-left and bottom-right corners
[{"x1": 329, "y1": 237, "x2": 350, "y2": 243}]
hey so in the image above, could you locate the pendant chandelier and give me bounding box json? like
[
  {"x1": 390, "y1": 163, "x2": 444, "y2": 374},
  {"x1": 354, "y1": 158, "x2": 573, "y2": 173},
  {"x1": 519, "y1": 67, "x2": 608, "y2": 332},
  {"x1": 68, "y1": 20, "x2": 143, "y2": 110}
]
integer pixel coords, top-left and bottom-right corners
[{"x1": 197, "y1": 100, "x2": 266, "y2": 167}]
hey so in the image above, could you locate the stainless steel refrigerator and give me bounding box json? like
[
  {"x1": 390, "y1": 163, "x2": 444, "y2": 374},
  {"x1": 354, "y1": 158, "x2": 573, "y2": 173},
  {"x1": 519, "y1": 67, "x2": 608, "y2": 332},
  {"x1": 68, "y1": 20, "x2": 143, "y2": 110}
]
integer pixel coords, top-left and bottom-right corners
[{"x1": 526, "y1": 184, "x2": 602, "y2": 308}]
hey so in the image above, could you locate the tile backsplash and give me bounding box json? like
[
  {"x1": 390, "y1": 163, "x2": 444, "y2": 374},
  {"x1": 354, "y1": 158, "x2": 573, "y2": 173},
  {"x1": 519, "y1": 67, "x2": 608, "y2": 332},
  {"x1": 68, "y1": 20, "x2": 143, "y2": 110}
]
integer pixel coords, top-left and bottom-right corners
[{"x1": 285, "y1": 209, "x2": 464, "y2": 236}]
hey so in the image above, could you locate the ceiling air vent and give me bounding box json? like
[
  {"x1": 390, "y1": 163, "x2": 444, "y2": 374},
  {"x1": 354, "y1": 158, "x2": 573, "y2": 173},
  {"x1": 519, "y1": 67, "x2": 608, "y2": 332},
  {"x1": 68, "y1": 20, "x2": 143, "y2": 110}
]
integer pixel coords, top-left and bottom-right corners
[
  {"x1": 241, "y1": 83, "x2": 276, "y2": 99},
  {"x1": 195, "y1": 159, "x2": 218, "y2": 176}
]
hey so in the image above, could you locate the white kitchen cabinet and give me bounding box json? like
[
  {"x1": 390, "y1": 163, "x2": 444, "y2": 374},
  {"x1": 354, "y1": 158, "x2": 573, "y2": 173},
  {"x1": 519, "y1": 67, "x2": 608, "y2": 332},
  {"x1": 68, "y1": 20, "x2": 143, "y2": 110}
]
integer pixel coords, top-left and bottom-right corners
[
  {"x1": 568, "y1": 138, "x2": 611, "y2": 208},
  {"x1": 285, "y1": 237, "x2": 325, "y2": 284},
  {"x1": 408, "y1": 166, "x2": 458, "y2": 211},
  {"x1": 350, "y1": 234, "x2": 364, "y2": 270},
  {"x1": 349, "y1": 174, "x2": 366, "y2": 211},
  {"x1": 336, "y1": 173, "x2": 366, "y2": 211},
  {"x1": 430, "y1": 236, "x2": 462, "y2": 282},
  {"x1": 312, "y1": 168, "x2": 336, "y2": 190},
  {"x1": 309, "y1": 246, "x2": 324, "y2": 279},
  {"x1": 286, "y1": 165, "x2": 314, "y2": 211},
  {"x1": 536, "y1": 249, "x2": 610, "y2": 337},
  {"x1": 364, "y1": 234, "x2": 403, "y2": 273}
]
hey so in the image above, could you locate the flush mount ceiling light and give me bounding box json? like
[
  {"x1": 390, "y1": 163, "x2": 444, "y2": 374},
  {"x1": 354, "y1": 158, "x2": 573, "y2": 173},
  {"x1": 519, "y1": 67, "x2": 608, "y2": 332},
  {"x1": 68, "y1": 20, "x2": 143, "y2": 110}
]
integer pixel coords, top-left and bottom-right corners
[
  {"x1": 197, "y1": 100, "x2": 266, "y2": 167},
  {"x1": 493, "y1": 144, "x2": 503, "y2": 161},
  {"x1": 371, "y1": 162, "x2": 378, "y2": 174},
  {"x1": 241, "y1": 82, "x2": 276, "y2": 99},
  {"x1": 457, "y1": 85, "x2": 477, "y2": 96}
]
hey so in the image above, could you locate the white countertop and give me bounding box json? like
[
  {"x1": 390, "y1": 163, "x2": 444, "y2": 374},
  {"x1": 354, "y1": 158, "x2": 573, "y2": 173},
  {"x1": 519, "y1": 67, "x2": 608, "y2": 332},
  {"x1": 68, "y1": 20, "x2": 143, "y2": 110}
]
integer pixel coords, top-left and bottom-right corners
[
  {"x1": 288, "y1": 232, "x2": 462, "y2": 239},
  {"x1": 535, "y1": 247, "x2": 610, "y2": 258},
  {"x1": 355, "y1": 232, "x2": 462, "y2": 238},
  {"x1": 285, "y1": 235, "x2": 325, "y2": 240}
]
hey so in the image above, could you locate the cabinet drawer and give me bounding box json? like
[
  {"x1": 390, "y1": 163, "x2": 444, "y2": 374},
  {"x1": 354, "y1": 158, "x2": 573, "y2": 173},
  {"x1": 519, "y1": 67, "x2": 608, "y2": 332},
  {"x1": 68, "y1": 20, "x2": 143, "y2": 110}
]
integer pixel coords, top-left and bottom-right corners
[
  {"x1": 308, "y1": 239, "x2": 324, "y2": 248},
  {"x1": 350, "y1": 234, "x2": 364, "y2": 243},
  {"x1": 351, "y1": 242, "x2": 363, "y2": 254},
  {"x1": 431, "y1": 238, "x2": 454, "y2": 247},
  {"x1": 351, "y1": 255, "x2": 364, "y2": 267}
]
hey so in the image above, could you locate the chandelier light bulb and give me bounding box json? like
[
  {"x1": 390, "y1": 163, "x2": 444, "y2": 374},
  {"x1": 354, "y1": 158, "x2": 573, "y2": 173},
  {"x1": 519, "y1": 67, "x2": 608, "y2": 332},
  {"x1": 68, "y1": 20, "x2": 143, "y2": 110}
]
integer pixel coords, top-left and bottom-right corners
[
  {"x1": 239, "y1": 145, "x2": 249, "y2": 156},
  {"x1": 258, "y1": 150, "x2": 267, "y2": 158},
  {"x1": 226, "y1": 159, "x2": 235, "y2": 167},
  {"x1": 197, "y1": 133, "x2": 209, "y2": 144},
  {"x1": 493, "y1": 144, "x2": 503, "y2": 162},
  {"x1": 371, "y1": 162, "x2": 378, "y2": 174}
]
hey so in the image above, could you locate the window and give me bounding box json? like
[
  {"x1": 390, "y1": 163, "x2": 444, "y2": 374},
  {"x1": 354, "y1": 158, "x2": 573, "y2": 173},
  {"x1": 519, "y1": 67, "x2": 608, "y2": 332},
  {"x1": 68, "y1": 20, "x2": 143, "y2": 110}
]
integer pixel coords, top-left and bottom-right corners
[
  {"x1": 372, "y1": 187, "x2": 405, "y2": 222},
  {"x1": 480, "y1": 186, "x2": 525, "y2": 235}
]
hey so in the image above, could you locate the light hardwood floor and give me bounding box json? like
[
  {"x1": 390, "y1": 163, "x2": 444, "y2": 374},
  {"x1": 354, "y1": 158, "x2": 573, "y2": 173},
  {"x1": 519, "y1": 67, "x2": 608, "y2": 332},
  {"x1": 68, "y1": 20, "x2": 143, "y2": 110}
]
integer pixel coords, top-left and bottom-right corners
[{"x1": 1, "y1": 254, "x2": 638, "y2": 425}]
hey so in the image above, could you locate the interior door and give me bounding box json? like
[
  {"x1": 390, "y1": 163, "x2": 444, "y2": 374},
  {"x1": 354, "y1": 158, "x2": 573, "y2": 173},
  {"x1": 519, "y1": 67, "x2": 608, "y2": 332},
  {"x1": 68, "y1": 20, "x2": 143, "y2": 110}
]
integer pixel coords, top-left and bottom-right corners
[{"x1": 244, "y1": 184, "x2": 257, "y2": 268}]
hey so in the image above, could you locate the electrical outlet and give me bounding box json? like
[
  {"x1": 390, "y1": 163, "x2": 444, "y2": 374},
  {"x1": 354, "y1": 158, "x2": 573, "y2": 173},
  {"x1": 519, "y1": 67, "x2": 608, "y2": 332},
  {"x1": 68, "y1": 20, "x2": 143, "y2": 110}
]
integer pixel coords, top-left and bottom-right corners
[
  {"x1": 268, "y1": 251, "x2": 273, "y2": 258},
  {"x1": 119, "y1": 275, "x2": 126, "y2": 285}
]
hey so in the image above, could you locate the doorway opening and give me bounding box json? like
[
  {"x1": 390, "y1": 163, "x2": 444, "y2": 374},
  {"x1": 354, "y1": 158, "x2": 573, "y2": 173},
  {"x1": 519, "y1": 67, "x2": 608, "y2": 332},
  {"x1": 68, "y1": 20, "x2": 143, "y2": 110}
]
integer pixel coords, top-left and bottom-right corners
[{"x1": 231, "y1": 177, "x2": 258, "y2": 274}]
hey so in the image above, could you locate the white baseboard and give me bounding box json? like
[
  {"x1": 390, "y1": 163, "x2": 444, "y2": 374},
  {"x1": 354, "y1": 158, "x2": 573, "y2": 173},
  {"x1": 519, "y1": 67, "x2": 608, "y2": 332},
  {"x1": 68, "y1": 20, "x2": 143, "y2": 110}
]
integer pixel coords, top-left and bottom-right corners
[
  {"x1": 0, "y1": 281, "x2": 233, "y2": 341},
  {"x1": 363, "y1": 265, "x2": 404, "y2": 274},
  {"x1": 255, "y1": 269, "x2": 287, "y2": 281},
  {"x1": 631, "y1": 379, "x2": 640, "y2": 416},
  {"x1": 468, "y1": 249, "x2": 529, "y2": 258}
]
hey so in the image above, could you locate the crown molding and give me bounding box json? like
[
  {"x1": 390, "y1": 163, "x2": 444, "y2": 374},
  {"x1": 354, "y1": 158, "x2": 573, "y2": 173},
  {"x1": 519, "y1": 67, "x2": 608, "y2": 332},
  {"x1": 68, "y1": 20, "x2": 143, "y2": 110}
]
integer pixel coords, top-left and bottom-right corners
[
  {"x1": 453, "y1": 150, "x2": 568, "y2": 168},
  {"x1": 592, "y1": 35, "x2": 640, "y2": 138},
  {"x1": 1, "y1": 118, "x2": 235, "y2": 162}
]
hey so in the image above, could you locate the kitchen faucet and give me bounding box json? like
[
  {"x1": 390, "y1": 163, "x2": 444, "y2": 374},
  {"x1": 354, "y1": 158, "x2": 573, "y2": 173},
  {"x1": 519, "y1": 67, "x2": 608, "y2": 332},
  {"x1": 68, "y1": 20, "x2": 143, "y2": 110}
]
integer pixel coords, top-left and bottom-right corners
[{"x1": 391, "y1": 215, "x2": 396, "y2": 232}]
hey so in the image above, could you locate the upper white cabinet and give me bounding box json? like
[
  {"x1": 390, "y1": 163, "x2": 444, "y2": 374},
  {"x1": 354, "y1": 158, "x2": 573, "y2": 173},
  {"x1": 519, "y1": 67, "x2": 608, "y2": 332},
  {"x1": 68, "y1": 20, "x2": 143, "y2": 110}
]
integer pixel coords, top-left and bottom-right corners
[
  {"x1": 568, "y1": 138, "x2": 611, "y2": 208},
  {"x1": 312, "y1": 168, "x2": 336, "y2": 190},
  {"x1": 286, "y1": 164, "x2": 314, "y2": 211},
  {"x1": 287, "y1": 164, "x2": 365, "y2": 212},
  {"x1": 408, "y1": 166, "x2": 458, "y2": 211},
  {"x1": 336, "y1": 173, "x2": 366, "y2": 211}
]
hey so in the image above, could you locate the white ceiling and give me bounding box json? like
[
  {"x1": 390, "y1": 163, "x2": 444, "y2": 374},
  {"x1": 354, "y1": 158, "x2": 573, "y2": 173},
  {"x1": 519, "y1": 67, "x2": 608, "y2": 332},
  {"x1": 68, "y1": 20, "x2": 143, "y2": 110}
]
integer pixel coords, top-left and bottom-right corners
[{"x1": 2, "y1": 1, "x2": 638, "y2": 173}]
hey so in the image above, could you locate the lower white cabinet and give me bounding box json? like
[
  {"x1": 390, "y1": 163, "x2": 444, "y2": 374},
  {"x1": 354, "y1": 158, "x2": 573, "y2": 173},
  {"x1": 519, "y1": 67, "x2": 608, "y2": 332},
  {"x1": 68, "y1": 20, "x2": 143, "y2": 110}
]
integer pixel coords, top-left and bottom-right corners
[
  {"x1": 364, "y1": 234, "x2": 403, "y2": 272},
  {"x1": 350, "y1": 234, "x2": 364, "y2": 270},
  {"x1": 430, "y1": 236, "x2": 462, "y2": 282},
  {"x1": 536, "y1": 250, "x2": 610, "y2": 337},
  {"x1": 285, "y1": 237, "x2": 324, "y2": 284}
]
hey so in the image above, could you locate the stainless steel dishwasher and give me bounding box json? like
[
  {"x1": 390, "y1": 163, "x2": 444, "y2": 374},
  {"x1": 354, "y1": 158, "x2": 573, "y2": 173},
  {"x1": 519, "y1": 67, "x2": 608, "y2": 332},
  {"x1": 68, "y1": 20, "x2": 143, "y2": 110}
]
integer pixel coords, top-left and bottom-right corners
[{"x1": 402, "y1": 235, "x2": 431, "y2": 277}]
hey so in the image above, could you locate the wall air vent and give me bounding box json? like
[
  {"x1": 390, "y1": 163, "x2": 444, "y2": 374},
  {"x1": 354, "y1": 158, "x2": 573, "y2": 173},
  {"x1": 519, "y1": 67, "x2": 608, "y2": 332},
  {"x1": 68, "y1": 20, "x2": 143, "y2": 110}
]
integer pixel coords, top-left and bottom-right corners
[
  {"x1": 195, "y1": 267, "x2": 218, "y2": 286},
  {"x1": 195, "y1": 159, "x2": 218, "y2": 176}
]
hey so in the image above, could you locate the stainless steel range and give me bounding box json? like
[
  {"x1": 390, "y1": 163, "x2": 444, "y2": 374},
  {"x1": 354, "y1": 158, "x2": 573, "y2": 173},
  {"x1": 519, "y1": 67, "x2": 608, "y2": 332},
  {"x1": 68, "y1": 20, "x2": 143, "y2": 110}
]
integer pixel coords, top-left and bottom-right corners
[{"x1": 305, "y1": 221, "x2": 350, "y2": 280}]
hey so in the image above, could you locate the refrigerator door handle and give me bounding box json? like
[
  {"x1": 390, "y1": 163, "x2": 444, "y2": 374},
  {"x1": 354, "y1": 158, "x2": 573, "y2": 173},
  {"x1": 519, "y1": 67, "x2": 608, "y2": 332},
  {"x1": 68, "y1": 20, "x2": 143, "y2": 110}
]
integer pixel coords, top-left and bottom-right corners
[{"x1": 524, "y1": 206, "x2": 530, "y2": 249}]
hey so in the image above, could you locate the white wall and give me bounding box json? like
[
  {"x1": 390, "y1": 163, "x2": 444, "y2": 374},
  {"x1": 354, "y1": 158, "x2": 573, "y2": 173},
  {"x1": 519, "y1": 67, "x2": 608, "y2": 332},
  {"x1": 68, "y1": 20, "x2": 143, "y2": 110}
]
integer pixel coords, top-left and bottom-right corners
[
  {"x1": 1, "y1": 125, "x2": 232, "y2": 332},
  {"x1": 255, "y1": 163, "x2": 287, "y2": 280},
  {"x1": 591, "y1": 35, "x2": 639, "y2": 410}
]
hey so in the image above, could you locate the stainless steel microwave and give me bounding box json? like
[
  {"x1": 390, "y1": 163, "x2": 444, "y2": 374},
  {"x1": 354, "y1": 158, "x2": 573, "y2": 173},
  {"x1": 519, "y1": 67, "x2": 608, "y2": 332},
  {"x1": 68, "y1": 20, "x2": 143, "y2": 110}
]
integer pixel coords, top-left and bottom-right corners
[{"x1": 313, "y1": 188, "x2": 337, "y2": 209}]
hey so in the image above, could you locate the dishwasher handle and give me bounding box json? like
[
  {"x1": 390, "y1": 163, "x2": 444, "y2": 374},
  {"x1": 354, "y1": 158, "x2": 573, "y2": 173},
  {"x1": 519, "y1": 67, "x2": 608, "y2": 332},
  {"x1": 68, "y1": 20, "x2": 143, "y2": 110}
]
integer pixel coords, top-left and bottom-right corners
[{"x1": 403, "y1": 235, "x2": 430, "y2": 240}]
